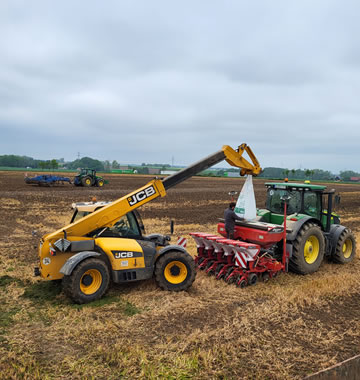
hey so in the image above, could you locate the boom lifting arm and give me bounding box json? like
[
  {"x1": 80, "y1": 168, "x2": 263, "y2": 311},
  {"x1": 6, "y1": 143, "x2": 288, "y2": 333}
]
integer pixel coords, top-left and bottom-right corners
[{"x1": 42, "y1": 144, "x2": 261, "y2": 242}]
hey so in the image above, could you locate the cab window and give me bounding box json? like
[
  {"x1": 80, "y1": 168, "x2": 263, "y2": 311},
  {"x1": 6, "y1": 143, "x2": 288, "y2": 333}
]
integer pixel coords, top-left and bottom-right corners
[
  {"x1": 267, "y1": 188, "x2": 301, "y2": 214},
  {"x1": 304, "y1": 192, "x2": 321, "y2": 218},
  {"x1": 109, "y1": 213, "x2": 141, "y2": 237}
]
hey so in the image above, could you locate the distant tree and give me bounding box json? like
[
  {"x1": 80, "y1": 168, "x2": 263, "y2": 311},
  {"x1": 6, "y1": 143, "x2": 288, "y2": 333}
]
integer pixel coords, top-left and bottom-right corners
[
  {"x1": 39, "y1": 161, "x2": 47, "y2": 170},
  {"x1": 283, "y1": 169, "x2": 290, "y2": 178},
  {"x1": 50, "y1": 159, "x2": 58, "y2": 170},
  {"x1": 339, "y1": 170, "x2": 360, "y2": 181},
  {"x1": 112, "y1": 160, "x2": 120, "y2": 169},
  {"x1": 103, "y1": 160, "x2": 111, "y2": 171},
  {"x1": 67, "y1": 157, "x2": 105, "y2": 171}
]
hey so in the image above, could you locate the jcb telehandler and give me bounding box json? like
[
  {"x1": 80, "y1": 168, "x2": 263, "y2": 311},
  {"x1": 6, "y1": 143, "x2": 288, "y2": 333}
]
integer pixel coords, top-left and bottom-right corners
[{"x1": 35, "y1": 144, "x2": 261, "y2": 304}]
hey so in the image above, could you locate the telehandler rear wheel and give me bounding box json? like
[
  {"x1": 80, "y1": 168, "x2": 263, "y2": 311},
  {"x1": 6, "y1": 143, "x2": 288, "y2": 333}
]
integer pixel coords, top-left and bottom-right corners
[
  {"x1": 155, "y1": 251, "x2": 196, "y2": 292},
  {"x1": 62, "y1": 258, "x2": 110, "y2": 304},
  {"x1": 332, "y1": 228, "x2": 356, "y2": 264},
  {"x1": 289, "y1": 222, "x2": 325, "y2": 274}
]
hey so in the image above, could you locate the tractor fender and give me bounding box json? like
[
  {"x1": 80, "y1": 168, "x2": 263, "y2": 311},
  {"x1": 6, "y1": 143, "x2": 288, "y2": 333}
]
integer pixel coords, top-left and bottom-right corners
[
  {"x1": 155, "y1": 245, "x2": 188, "y2": 262},
  {"x1": 327, "y1": 224, "x2": 347, "y2": 255},
  {"x1": 60, "y1": 251, "x2": 101, "y2": 276},
  {"x1": 285, "y1": 216, "x2": 323, "y2": 242}
]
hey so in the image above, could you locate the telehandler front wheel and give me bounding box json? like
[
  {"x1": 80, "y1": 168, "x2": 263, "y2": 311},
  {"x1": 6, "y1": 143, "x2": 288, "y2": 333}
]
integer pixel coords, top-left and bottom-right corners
[
  {"x1": 62, "y1": 258, "x2": 110, "y2": 304},
  {"x1": 155, "y1": 251, "x2": 196, "y2": 292},
  {"x1": 332, "y1": 228, "x2": 356, "y2": 264}
]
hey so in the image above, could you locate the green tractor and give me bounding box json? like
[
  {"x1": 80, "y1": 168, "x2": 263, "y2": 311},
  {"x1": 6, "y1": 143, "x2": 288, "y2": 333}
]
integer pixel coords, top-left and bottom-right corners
[
  {"x1": 73, "y1": 168, "x2": 107, "y2": 187},
  {"x1": 256, "y1": 181, "x2": 356, "y2": 274}
]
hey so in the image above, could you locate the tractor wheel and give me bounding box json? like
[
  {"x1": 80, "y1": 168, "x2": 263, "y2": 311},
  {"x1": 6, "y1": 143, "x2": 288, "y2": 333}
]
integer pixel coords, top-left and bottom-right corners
[
  {"x1": 155, "y1": 251, "x2": 196, "y2": 292},
  {"x1": 81, "y1": 176, "x2": 93, "y2": 187},
  {"x1": 332, "y1": 228, "x2": 356, "y2": 264},
  {"x1": 62, "y1": 258, "x2": 110, "y2": 304},
  {"x1": 289, "y1": 222, "x2": 325, "y2": 275},
  {"x1": 97, "y1": 179, "x2": 105, "y2": 187}
]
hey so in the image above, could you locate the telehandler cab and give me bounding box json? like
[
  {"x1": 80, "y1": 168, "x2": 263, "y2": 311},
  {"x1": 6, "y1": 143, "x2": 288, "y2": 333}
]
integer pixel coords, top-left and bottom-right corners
[{"x1": 35, "y1": 144, "x2": 261, "y2": 304}]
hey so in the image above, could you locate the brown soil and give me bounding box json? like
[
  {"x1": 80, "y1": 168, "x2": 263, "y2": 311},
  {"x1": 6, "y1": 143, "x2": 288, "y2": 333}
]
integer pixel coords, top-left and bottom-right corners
[{"x1": 1, "y1": 171, "x2": 359, "y2": 379}]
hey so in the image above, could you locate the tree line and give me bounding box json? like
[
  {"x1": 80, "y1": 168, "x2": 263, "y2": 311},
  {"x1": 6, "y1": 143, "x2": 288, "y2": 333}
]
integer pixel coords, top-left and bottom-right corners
[{"x1": 0, "y1": 154, "x2": 359, "y2": 181}]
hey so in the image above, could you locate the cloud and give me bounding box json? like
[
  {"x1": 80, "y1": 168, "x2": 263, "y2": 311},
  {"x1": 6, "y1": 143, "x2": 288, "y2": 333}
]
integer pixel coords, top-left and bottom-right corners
[{"x1": 0, "y1": 0, "x2": 360, "y2": 173}]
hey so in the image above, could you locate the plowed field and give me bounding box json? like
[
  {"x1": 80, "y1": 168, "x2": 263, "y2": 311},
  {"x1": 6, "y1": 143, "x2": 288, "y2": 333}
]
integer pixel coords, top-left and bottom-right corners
[{"x1": 1, "y1": 171, "x2": 359, "y2": 379}]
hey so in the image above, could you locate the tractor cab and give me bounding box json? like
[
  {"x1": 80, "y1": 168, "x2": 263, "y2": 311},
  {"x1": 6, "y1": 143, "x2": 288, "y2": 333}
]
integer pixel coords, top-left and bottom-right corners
[{"x1": 258, "y1": 182, "x2": 340, "y2": 231}]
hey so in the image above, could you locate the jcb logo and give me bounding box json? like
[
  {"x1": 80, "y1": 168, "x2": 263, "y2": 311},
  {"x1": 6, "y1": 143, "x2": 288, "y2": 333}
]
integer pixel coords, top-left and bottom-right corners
[
  {"x1": 113, "y1": 251, "x2": 134, "y2": 259},
  {"x1": 128, "y1": 185, "x2": 156, "y2": 206}
]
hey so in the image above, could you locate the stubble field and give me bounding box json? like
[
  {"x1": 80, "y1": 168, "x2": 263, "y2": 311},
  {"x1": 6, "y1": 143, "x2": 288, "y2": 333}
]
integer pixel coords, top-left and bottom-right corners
[{"x1": 0, "y1": 171, "x2": 360, "y2": 379}]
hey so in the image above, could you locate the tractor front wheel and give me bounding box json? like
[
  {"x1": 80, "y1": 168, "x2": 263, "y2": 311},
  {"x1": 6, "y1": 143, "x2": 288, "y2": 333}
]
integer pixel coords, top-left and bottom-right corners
[
  {"x1": 62, "y1": 258, "x2": 110, "y2": 304},
  {"x1": 332, "y1": 228, "x2": 356, "y2": 264},
  {"x1": 155, "y1": 251, "x2": 196, "y2": 291},
  {"x1": 289, "y1": 222, "x2": 325, "y2": 274},
  {"x1": 97, "y1": 179, "x2": 105, "y2": 187}
]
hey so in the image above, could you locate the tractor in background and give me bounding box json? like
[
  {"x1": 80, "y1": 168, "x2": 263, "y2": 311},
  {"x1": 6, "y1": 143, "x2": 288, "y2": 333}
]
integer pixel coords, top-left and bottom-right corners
[{"x1": 73, "y1": 168, "x2": 107, "y2": 187}]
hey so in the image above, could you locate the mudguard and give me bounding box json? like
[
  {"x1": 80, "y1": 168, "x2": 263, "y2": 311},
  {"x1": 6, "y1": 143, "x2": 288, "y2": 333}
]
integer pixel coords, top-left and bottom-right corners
[
  {"x1": 156, "y1": 244, "x2": 188, "y2": 260},
  {"x1": 327, "y1": 224, "x2": 347, "y2": 255},
  {"x1": 60, "y1": 251, "x2": 101, "y2": 276},
  {"x1": 285, "y1": 216, "x2": 323, "y2": 242}
]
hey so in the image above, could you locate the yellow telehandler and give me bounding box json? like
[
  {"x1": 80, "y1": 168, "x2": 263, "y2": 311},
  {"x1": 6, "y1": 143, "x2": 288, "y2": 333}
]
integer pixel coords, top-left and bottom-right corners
[{"x1": 35, "y1": 144, "x2": 261, "y2": 303}]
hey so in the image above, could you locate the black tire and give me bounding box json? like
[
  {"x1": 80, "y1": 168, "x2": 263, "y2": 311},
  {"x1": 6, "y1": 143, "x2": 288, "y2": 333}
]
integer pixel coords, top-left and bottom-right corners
[
  {"x1": 97, "y1": 179, "x2": 105, "y2": 187},
  {"x1": 223, "y1": 267, "x2": 235, "y2": 282},
  {"x1": 62, "y1": 258, "x2": 110, "y2": 304},
  {"x1": 205, "y1": 260, "x2": 215, "y2": 274},
  {"x1": 289, "y1": 222, "x2": 325, "y2": 274},
  {"x1": 81, "y1": 176, "x2": 93, "y2": 187},
  {"x1": 226, "y1": 274, "x2": 239, "y2": 285},
  {"x1": 248, "y1": 273, "x2": 258, "y2": 286},
  {"x1": 154, "y1": 250, "x2": 196, "y2": 292},
  {"x1": 332, "y1": 228, "x2": 356, "y2": 264},
  {"x1": 215, "y1": 263, "x2": 224, "y2": 277}
]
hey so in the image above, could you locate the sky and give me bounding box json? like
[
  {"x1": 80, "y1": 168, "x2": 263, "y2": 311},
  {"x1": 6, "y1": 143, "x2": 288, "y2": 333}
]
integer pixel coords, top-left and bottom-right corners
[{"x1": 1, "y1": 0, "x2": 360, "y2": 174}]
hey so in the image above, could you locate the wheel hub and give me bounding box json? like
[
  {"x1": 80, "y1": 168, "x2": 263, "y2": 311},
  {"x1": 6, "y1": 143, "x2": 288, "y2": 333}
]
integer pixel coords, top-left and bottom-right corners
[
  {"x1": 170, "y1": 265, "x2": 180, "y2": 276},
  {"x1": 82, "y1": 274, "x2": 93, "y2": 286}
]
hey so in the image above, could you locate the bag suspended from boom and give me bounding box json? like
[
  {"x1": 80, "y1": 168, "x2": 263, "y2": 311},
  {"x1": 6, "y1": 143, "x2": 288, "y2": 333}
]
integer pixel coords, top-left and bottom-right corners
[{"x1": 235, "y1": 175, "x2": 257, "y2": 220}]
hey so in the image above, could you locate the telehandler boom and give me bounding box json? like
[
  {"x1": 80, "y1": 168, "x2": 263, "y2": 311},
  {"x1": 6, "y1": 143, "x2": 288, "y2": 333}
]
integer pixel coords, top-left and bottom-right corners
[{"x1": 36, "y1": 144, "x2": 261, "y2": 304}]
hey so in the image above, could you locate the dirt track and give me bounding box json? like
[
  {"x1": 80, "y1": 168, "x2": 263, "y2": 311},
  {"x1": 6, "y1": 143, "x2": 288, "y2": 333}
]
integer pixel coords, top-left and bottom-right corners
[{"x1": 1, "y1": 171, "x2": 360, "y2": 379}]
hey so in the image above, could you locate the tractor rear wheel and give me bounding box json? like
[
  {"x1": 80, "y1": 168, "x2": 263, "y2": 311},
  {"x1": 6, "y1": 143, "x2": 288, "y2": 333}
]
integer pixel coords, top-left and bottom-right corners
[
  {"x1": 62, "y1": 258, "x2": 110, "y2": 304},
  {"x1": 81, "y1": 176, "x2": 93, "y2": 187},
  {"x1": 332, "y1": 228, "x2": 356, "y2": 264},
  {"x1": 155, "y1": 251, "x2": 196, "y2": 291},
  {"x1": 289, "y1": 222, "x2": 325, "y2": 274}
]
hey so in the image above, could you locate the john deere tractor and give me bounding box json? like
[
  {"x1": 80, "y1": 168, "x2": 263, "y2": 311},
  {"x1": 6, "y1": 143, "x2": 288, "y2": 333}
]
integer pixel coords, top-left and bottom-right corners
[
  {"x1": 256, "y1": 181, "x2": 356, "y2": 274},
  {"x1": 73, "y1": 168, "x2": 106, "y2": 187}
]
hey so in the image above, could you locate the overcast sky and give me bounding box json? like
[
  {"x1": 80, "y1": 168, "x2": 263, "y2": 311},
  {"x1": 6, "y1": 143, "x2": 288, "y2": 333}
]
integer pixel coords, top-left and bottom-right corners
[{"x1": 1, "y1": 1, "x2": 359, "y2": 173}]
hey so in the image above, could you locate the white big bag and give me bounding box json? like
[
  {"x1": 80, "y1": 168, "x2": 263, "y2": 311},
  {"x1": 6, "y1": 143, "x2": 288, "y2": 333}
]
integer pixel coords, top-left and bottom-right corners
[{"x1": 234, "y1": 175, "x2": 257, "y2": 220}]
